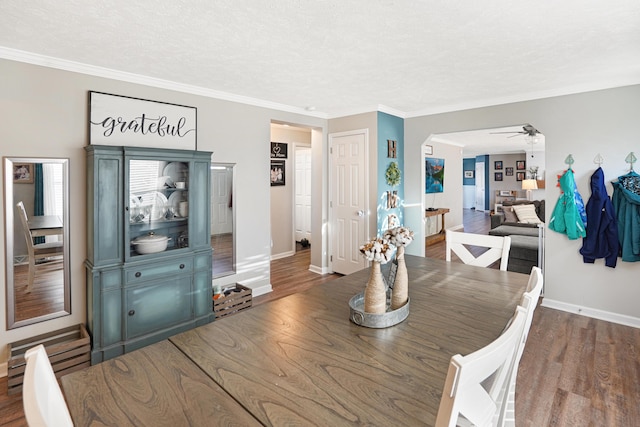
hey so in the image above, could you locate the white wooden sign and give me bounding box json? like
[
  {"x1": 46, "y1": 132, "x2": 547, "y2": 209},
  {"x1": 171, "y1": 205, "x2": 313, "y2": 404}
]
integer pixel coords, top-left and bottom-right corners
[{"x1": 89, "y1": 91, "x2": 197, "y2": 150}]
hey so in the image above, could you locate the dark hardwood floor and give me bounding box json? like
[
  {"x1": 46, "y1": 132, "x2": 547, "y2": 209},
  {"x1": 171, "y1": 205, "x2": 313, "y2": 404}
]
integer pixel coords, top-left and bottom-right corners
[{"x1": 2, "y1": 209, "x2": 638, "y2": 426}]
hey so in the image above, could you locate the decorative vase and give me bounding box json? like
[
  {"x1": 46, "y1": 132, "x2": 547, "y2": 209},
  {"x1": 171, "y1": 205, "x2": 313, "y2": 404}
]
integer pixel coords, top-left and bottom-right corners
[
  {"x1": 391, "y1": 246, "x2": 408, "y2": 310},
  {"x1": 364, "y1": 261, "x2": 387, "y2": 314}
]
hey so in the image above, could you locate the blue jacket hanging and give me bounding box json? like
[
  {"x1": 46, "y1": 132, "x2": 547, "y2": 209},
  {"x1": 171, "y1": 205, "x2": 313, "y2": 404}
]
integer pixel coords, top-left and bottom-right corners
[
  {"x1": 612, "y1": 171, "x2": 640, "y2": 262},
  {"x1": 549, "y1": 169, "x2": 587, "y2": 239},
  {"x1": 579, "y1": 168, "x2": 618, "y2": 267}
]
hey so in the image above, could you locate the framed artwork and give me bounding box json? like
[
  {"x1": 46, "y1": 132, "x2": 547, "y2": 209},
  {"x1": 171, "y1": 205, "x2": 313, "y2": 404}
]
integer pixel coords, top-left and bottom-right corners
[
  {"x1": 13, "y1": 163, "x2": 34, "y2": 183},
  {"x1": 505, "y1": 167, "x2": 514, "y2": 176},
  {"x1": 464, "y1": 170, "x2": 474, "y2": 178},
  {"x1": 516, "y1": 171, "x2": 525, "y2": 181},
  {"x1": 424, "y1": 145, "x2": 433, "y2": 155},
  {"x1": 495, "y1": 172, "x2": 503, "y2": 181},
  {"x1": 494, "y1": 161, "x2": 503, "y2": 170},
  {"x1": 425, "y1": 158, "x2": 445, "y2": 193},
  {"x1": 387, "y1": 139, "x2": 397, "y2": 158},
  {"x1": 516, "y1": 160, "x2": 526, "y2": 170},
  {"x1": 270, "y1": 160, "x2": 285, "y2": 186},
  {"x1": 89, "y1": 91, "x2": 197, "y2": 150},
  {"x1": 270, "y1": 142, "x2": 288, "y2": 158}
]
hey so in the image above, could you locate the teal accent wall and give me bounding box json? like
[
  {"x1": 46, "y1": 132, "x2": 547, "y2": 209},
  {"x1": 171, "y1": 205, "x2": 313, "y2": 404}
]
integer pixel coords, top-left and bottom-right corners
[
  {"x1": 377, "y1": 112, "x2": 404, "y2": 236},
  {"x1": 463, "y1": 158, "x2": 476, "y2": 185}
]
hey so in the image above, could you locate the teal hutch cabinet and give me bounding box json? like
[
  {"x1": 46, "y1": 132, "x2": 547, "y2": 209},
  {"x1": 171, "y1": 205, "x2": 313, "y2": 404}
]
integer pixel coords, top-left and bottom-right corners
[{"x1": 85, "y1": 145, "x2": 214, "y2": 363}]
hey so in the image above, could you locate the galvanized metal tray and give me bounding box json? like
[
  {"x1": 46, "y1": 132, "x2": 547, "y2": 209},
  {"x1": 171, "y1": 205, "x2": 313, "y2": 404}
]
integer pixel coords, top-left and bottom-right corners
[{"x1": 348, "y1": 292, "x2": 410, "y2": 328}]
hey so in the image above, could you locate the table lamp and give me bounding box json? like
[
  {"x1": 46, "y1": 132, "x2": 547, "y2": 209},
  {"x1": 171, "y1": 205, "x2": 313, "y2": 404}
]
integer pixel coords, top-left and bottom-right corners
[{"x1": 522, "y1": 179, "x2": 538, "y2": 201}]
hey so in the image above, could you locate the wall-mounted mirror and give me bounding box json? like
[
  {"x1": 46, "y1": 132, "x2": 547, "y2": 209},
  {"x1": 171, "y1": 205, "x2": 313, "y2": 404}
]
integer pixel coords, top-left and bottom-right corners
[
  {"x1": 4, "y1": 157, "x2": 70, "y2": 329},
  {"x1": 211, "y1": 163, "x2": 235, "y2": 278}
]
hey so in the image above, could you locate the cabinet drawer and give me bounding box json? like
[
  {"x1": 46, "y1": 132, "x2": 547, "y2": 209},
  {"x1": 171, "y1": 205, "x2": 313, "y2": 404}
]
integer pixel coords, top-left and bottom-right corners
[
  {"x1": 125, "y1": 257, "x2": 193, "y2": 285},
  {"x1": 125, "y1": 277, "x2": 192, "y2": 339}
]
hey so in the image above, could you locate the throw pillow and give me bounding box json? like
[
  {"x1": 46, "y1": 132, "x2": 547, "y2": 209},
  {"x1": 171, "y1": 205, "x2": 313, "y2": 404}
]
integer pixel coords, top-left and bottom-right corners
[
  {"x1": 513, "y1": 204, "x2": 543, "y2": 224},
  {"x1": 503, "y1": 206, "x2": 519, "y2": 223}
]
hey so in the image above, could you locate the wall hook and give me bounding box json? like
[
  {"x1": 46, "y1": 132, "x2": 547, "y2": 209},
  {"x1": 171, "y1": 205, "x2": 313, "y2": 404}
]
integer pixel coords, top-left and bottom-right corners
[
  {"x1": 593, "y1": 154, "x2": 603, "y2": 166},
  {"x1": 625, "y1": 152, "x2": 636, "y2": 171},
  {"x1": 564, "y1": 154, "x2": 575, "y2": 169}
]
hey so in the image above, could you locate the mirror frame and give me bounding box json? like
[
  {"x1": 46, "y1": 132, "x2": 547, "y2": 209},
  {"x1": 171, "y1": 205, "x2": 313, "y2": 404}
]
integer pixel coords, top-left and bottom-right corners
[
  {"x1": 4, "y1": 157, "x2": 71, "y2": 329},
  {"x1": 211, "y1": 162, "x2": 236, "y2": 278}
]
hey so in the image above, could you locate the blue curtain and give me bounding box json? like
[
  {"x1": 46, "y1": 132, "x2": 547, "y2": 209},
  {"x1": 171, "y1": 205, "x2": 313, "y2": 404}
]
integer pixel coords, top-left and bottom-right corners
[{"x1": 34, "y1": 163, "x2": 44, "y2": 244}]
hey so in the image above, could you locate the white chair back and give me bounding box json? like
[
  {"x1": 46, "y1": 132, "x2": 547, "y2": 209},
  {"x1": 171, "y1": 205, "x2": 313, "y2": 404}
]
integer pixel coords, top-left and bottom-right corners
[
  {"x1": 436, "y1": 307, "x2": 527, "y2": 427},
  {"x1": 499, "y1": 266, "x2": 544, "y2": 426},
  {"x1": 16, "y1": 201, "x2": 63, "y2": 293},
  {"x1": 446, "y1": 230, "x2": 512, "y2": 271},
  {"x1": 22, "y1": 344, "x2": 74, "y2": 427}
]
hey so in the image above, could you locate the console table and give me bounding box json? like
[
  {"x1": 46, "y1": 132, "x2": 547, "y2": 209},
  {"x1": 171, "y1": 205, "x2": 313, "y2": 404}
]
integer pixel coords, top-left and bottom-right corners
[{"x1": 425, "y1": 208, "x2": 450, "y2": 245}]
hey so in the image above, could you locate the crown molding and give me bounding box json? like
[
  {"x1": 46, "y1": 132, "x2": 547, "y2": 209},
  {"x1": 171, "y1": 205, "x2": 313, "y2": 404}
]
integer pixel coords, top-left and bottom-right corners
[
  {"x1": 405, "y1": 78, "x2": 640, "y2": 118},
  {"x1": 5, "y1": 46, "x2": 637, "y2": 122},
  {"x1": 0, "y1": 47, "x2": 329, "y2": 119}
]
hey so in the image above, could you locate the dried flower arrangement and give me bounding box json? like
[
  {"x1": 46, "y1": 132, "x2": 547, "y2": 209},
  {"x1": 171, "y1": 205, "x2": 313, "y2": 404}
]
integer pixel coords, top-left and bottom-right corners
[
  {"x1": 359, "y1": 238, "x2": 394, "y2": 264},
  {"x1": 383, "y1": 226, "x2": 414, "y2": 248}
]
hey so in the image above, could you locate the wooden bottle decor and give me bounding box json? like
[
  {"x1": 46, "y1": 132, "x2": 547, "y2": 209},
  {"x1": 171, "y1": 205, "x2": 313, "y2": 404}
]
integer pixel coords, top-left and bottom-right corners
[
  {"x1": 364, "y1": 261, "x2": 387, "y2": 314},
  {"x1": 391, "y1": 246, "x2": 408, "y2": 310}
]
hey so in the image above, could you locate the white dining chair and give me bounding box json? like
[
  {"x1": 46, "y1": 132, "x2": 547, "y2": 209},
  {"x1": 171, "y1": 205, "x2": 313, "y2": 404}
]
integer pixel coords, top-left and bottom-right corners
[
  {"x1": 22, "y1": 344, "x2": 74, "y2": 427},
  {"x1": 499, "y1": 266, "x2": 544, "y2": 426},
  {"x1": 16, "y1": 201, "x2": 64, "y2": 293},
  {"x1": 435, "y1": 306, "x2": 527, "y2": 427},
  {"x1": 446, "y1": 230, "x2": 512, "y2": 271}
]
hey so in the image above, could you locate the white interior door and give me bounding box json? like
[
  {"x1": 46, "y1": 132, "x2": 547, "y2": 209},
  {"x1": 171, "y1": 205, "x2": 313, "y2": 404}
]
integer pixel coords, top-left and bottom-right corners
[
  {"x1": 475, "y1": 161, "x2": 485, "y2": 211},
  {"x1": 294, "y1": 146, "x2": 312, "y2": 243},
  {"x1": 330, "y1": 130, "x2": 368, "y2": 275},
  {"x1": 211, "y1": 167, "x2": 233, "y2": 234}
]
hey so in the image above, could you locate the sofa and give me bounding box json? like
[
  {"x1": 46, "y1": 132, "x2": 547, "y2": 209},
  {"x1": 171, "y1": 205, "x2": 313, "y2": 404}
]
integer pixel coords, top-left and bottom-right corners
[{"x1": 489, "y1": 200, "x2": 545, "y2": 273}]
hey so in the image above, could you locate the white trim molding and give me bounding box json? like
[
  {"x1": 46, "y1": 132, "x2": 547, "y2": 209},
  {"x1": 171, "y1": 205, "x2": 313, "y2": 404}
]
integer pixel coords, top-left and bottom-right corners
[
  {"x1": 0, "y1": 47, "x2": 328, "y2": 119},
  {"x1": 238, "y1": 277, "x2": 272, "y2": 298},
  {"x1": 308, "y1": 264, "x2": 330, "y2": 275},
  {"x1": 541, "y1": 298, "x2": 640, "y2": 329}
]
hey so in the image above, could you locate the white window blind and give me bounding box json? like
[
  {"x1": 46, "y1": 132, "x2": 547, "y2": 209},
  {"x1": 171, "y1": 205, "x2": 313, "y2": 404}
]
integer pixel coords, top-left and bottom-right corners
[{"x1": 129, "y1": 160, "x2": 162, "y2": 195}]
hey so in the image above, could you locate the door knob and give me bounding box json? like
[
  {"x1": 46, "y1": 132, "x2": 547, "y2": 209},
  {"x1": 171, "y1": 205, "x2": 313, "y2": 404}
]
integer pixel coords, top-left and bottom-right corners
[{"x1": 357, "y1": 210, "x2": 365, "y2": 217}]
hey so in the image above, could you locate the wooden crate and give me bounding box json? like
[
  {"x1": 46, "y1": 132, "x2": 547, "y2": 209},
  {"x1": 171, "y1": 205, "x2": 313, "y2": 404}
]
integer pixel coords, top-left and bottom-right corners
[
  {"x1": 7, "y1": 324, "x2": 91, "y2": 395},
  {"x1": 213, "y1": 284, "x2": 252, "y2": 319}
]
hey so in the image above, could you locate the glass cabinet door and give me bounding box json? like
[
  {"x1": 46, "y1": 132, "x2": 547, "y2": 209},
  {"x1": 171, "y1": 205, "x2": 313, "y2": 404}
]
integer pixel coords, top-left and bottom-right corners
[{"x1": 128, "y1": 159, "x2": 189, "y2": 258}]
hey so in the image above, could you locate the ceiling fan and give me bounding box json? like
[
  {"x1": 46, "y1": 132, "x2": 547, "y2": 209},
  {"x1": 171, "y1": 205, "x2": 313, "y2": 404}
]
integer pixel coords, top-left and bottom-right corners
[{"x1": 490, "y1": 124, "x2": 540, "y2": 138}]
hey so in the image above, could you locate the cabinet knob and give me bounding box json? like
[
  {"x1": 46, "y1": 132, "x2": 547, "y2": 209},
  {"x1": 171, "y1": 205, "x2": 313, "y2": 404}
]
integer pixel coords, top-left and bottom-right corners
[
  {"x1": 135, "y1": 272, "x2": 142, "y2": 278},
  {"x1": 128, "y1": 310, "x2": 135, "y2": 316},
  {"x1": 179, "y1": 264, "x2": 185, "y2": 269}
]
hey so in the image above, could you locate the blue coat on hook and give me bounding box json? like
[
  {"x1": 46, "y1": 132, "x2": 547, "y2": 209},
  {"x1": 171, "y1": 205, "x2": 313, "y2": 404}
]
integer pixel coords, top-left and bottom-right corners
[
  {"x1": 579, "y1": 167, "x2": 619, "y2": 267},
  {"x1": 612, "y1": 170, "x2": 640, "y2": 262}
]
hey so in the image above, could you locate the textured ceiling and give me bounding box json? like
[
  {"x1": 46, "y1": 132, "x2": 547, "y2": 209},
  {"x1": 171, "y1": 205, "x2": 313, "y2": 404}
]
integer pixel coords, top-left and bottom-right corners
[{"x1": 1, "y1": 1, "x2": 639, "y2": 117}]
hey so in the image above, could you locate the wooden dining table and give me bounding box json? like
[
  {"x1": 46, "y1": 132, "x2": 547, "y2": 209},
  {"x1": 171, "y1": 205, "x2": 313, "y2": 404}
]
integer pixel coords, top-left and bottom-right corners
[{"x1": 61, "y1": 256, "x2": 528, "y2": 426}]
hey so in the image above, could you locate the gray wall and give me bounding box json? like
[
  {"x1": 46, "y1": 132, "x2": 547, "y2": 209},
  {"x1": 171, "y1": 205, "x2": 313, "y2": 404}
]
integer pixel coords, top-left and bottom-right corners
[
  {"x1": 0, "y1": 59, "x2": 326, "y2": 363},
  {"x1": 405, "y1": 85, "x2": 640, "y2": 325}
]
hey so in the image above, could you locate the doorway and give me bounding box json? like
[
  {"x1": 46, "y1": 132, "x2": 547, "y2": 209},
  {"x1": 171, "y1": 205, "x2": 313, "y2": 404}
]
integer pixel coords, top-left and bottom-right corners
[
  {"x1": 270, "y1": 123, "x2": 313, "y2": 259},
  {"x1": 475, "y1": 161, "x2": 485, "y2": 211},
  {"x1": 294, "y1": 145, "x2": 312, "y2": 245}
]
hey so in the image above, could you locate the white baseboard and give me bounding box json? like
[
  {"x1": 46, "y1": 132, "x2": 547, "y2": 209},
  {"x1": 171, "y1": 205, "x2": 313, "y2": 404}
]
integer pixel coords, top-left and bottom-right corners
[
  {"x1": 541, "y1": 298, "x2": 640, "y2": 329},
  {"x1": 0, "y1": 362, "x2": 7, "y2": 378},
  {"x1": 309, "y1": 264, "x2": 331, "y2": 275},
  {"x1": 270, "y1": 250, "x2": 295, "y2": 261},
  {"x1": 237, "y1": 278, "x2": 272, "y2": 297}
]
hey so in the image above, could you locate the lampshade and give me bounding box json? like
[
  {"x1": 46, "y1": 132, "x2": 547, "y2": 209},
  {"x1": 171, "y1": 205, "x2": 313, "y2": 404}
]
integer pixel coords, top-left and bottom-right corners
[{"x1": 522, "y1": 179, "x2": 538, "y2": 190}]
